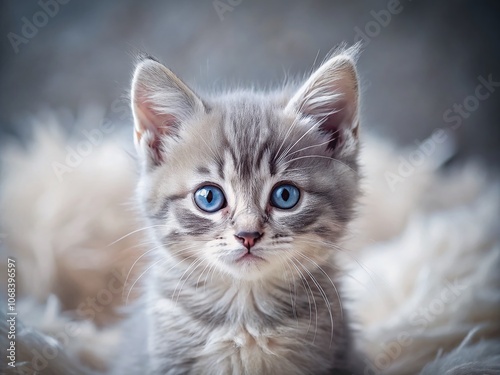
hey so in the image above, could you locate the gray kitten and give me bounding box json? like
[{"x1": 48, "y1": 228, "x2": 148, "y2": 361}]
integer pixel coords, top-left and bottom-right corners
[{"x1": 118, "y1": 45, "x2": 363, "y2": 375}]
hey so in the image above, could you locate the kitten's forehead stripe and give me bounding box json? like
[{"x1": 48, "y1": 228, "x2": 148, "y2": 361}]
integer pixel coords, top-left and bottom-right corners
[
  {"x1": 196, "y1": 166, "x2": 210, "y2": 175},
  {"x1": 221, "y1": 100, "x2": 275, "y2": 181},
  {"x1": 255, "y1": 137, "x2": 272, "y2": 169},
  {"x1": 221, "y1": 129, "x2": 238, "y2": 172},
  {"x1": 216, "y1": 159, "x2": 225, "y2": 180}
]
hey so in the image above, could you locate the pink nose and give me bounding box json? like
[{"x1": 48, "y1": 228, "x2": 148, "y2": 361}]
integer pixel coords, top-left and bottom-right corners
[{"x1": 234, "y1": 231, "x2": 263, "y2": 249}]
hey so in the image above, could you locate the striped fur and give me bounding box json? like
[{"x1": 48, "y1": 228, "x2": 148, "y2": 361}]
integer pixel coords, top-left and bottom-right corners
[{"x1": 120, "y1": 46, "x2": 363, "y2": 374}]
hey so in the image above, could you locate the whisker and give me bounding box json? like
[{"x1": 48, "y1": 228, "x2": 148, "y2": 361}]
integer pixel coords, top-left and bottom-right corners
[
  {"x1": 281, "y1": 166, "x2": 319, "y2": 173},
  {"x1": 174, "y1": 258, "x2": 205, "y2": 305},
  {"x1": 282, "y1": 138, "x2": 333, "y2": 160},
  {"x1": 274, "y1": 108, "x2": 305, "y2": 163},
  {"x1": 283, "y1": 154, "x2": 357, "y2": 175},
  {"x1": 125, "y1": 246, "x2": 200, "y2": 304},
  {"x1": 204, "y1": 262, "x2": 218, "y2": 292},
  {"x1": 276, "y1": 121, "x2": 321, "y2": 164},
  {"x1": 293, "y1": 256, "x2": 335, "y2": 348},
  {"x1": 107, "y1": 224, "x2": 166, "y2": 247},
  {"x1": 125, "y1": 256, "x2": 168, "y2": 305},
  {"x1": 122, "y1": 244, "x2": 165, "y2": 299},
  {"x1": 290, "y1": 257, "x2": 318, "y2": 343},
  {"x1": 122, "y1": 241, "x2": 201, "y2": 294},
  {"x1": 276, "y1": 254, "x2": 298, "y2": 323},
  {"x1": 195, "y1": 260, "x2": 213, "y2": 291},
  {"x1": 297, "y1": 237, "x2": 378, "y2": 288},
  {"x1": 294, "y1": 251, "x2": 344, "y2": 323}
]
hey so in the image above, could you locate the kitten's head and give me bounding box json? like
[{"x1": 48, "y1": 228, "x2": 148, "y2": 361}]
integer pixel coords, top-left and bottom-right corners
[{"x1": 131, "y1": 46, "x2": 361, "y2": 281}]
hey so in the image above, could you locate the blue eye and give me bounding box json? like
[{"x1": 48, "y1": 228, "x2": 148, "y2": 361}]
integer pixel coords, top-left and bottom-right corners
[
  {"x1": 270, "y1": 184, "x2": 300, "y2": 209},
  {"x1": 194, "y1": 185, "x2": 226, "y2": 212}
]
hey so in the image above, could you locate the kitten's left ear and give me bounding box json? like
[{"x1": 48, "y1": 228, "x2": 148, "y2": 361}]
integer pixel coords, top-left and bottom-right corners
[
  {"x1": 285, "y1": 46, "x2": 361, "y2": 154},
  {"x1": 131, "y1": 56, "x2": 205, "y2": 166}
]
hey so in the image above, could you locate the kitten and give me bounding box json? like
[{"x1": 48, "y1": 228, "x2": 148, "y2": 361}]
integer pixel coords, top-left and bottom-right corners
[{"x1": 118, "y1": 45, "x2": 363, "y2": 375}]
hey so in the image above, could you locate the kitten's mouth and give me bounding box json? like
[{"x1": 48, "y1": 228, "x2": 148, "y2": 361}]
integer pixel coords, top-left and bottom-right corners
[{"x1": 235, "y1": 251, "x2": 264, "y2": 263}]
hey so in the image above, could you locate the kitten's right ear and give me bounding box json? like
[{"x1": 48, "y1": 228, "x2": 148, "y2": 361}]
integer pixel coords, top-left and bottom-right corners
[{"x1": 131, "y1": 56, "x2": 205, "y2": 166}]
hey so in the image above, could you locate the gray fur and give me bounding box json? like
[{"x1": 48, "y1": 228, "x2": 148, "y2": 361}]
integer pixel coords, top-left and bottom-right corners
[{"x1": 122, "y1": 45, "x2": 363, "y2": 374}]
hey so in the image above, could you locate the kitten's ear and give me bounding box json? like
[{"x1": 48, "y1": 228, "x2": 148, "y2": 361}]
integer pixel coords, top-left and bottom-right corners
[
  {"x1": 285, "y1": 46, "x2": 361, "y2": 153},
  {"x1": 131, "y1": 56, "x2": 205, "y2": 165}
]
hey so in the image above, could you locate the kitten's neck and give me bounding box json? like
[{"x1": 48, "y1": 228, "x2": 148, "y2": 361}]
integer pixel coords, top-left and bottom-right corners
[{"x1": 149, "y1": 252, "x2": 340, "y2": 328}]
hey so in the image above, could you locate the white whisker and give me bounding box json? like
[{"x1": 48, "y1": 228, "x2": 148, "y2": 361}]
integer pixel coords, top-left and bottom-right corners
[
  {"x1": 107, "y1": 224, "x2": 166, "y2": 247},
  {"x1": 125, "y1": 256, "x2": 168, "y2": 305},
  {"x1": 283, "y1": 154, "x2": 357, "y2": 175},
  {"x1": 122, "y1": 244, "x2": 165, "y2": 299},
  {"x1": 294, "y1": 251, "x2": 344, "y2": 323},
  {"x1": 173, "y1": 258, "x2": 205, "y2": 305},
  {"x1": 292, "y1": 255, "x2": 335, "y2": 347},
  {"x1": 290, "y1": 257, "x2": 318, "y2": 343}
]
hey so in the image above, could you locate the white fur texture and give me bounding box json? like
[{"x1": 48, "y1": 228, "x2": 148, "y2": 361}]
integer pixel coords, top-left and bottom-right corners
[
  {"x1": 0, "y1": 112, "x2": 498, "y2": 374},
  {"x1": 0, "y1": 110, "x2": 145, "y2": 374},
  {"x1": 345, "y1": 137, "x2": 500, "y2": 374}
]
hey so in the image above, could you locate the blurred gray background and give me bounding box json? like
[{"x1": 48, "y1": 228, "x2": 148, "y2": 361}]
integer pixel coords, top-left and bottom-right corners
[{"x1": 0, "y1": 0, "x2": 499, "y2": 167}]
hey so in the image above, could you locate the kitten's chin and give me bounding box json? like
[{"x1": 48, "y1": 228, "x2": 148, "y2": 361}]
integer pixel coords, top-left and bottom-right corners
[{"x1": 218, "y1": 254, "x2": 276, "y2": 281}]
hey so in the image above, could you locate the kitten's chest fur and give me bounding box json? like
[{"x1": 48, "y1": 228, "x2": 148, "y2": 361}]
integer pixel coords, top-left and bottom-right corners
[{"x1": 146, "y1": 262, "x2": 352, "y2": 375}]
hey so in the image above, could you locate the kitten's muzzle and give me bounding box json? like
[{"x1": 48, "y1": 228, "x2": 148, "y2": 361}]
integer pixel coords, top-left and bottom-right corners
[{"x1": 234, "y1": 231, "x2": 263, "y2": 250}]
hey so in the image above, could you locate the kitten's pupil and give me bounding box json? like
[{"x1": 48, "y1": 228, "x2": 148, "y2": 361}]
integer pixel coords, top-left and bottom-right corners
[
  {"x1": 206, "y1": 190, "x2": 213, "y2": 203},
  {"x1": 282, "y1": 189, "x2": 290, "y2": 201}
]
